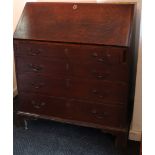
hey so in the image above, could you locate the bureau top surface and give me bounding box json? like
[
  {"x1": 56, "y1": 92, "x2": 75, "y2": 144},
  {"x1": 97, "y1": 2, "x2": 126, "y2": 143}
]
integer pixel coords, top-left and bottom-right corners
[{"x1": 14, "y1": 2, "x2": 134, "y2": 47}]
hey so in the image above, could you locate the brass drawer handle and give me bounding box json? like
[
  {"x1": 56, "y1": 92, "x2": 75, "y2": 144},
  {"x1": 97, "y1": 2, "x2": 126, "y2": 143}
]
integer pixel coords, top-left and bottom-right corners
[
  {"x1": 31, "y1": 100, "x2": 46, "y2": 109},
  {"x1": 28, "y1": 64, "x2": 42, "y2": 72},
  {"x1": 91, "y1": 109, "x2": 107, "y2": 119},
  {"x1": 28, "y1": 49, "x2": 41, "y2": 56},
  {"x1": 91, "y1": 52, "x2": 98, "y2": 57},
  {"x1": 91, "y1": 109, "x2": 97, "y2": 114},
  {"x1": 98, "y1": 57, "x2": 105, "y2": 63},
  {"x1": 97, "y1": 75, "x2": 105, "y2": 79},
  {"x1": 92, "y1": 89, "x2": 109, "y2": 98},
  {"x1": 92, "y1": 89, "x2": 98, "y2": 94},
  {"x1": 31, "y1": 82, "x2": 44, "y2": 89},
  {"x1": 92, "y1": 70, "x2": 110, "y2": 79},
  {"x1": 96, "y1": 115, "x2": 106, "y2": 119}
]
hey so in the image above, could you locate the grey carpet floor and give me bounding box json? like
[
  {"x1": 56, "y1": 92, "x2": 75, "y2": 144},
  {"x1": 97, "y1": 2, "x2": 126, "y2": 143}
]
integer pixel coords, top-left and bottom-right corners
[{"x1": 13, "y1": 119, "x2": 139, "y2": 155}]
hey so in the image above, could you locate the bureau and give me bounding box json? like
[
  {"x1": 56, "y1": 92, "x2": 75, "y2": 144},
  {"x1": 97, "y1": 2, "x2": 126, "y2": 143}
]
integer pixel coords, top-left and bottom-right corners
[{"x1": 14, "y1": 2, "x2": 136, "y2": 147}]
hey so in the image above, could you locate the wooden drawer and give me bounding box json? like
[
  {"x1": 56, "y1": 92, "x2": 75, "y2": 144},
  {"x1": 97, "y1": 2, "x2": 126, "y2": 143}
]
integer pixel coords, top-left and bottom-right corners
[
  {"x1": 67, "y1": 100, "x2": 126, "y2": 128},
  {"x1": 19, "y1": 93, "x2": 68, "y2": 118},
  {"x1": 68, "y1": 78, "x2": 128, "y2": 103},
  {"x1": 66, "y1": 45, "x2": 128, "y2": 65},
  {"x1": 14, "y1": 40, "x2": 128, "y2": 65},
  {"x1": 14, "y1": 41, "x2": 66, "y2": 59},
  {"x1": 18, "y1": 75, "x2": 68, "y2": 97},
  {"x1": 15, "y1": 55, "x2": 129, "y2": 83},
  {"x1": 19, "y1": 93, "x2": 126, "y2": 128},
  {"x1": 16, "y1": 57, "x2": 67, "y2": 77},
  {"x1": 69, "y1": 62, "x2": 129, "y2": 82},
  {"x1": 18, "y1": 75, "x2": 128, "y2": 103}
]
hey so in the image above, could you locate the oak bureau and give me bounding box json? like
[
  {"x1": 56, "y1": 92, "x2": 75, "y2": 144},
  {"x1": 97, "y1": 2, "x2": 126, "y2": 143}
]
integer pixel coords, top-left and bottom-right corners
[{"x1": 14, "y1": 2, "x2": 136, "y2": 147}]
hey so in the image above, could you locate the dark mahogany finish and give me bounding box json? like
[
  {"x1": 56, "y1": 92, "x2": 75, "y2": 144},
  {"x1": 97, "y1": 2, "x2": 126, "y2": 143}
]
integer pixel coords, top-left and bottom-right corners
[{"x1": 14, "y1": 2, "x2": 136, "y2": 147}]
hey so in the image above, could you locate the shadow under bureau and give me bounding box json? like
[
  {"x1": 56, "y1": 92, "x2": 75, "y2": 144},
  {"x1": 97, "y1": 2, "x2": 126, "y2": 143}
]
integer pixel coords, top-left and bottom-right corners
[{"x1": 14, "y1": 2, "x2": 136, "y2": 147}]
